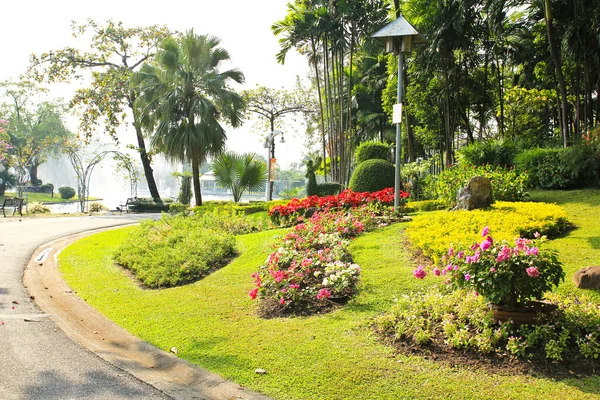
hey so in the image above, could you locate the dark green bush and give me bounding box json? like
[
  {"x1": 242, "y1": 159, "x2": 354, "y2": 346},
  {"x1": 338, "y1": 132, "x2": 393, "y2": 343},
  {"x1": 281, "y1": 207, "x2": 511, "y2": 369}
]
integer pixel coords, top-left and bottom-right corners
[
  {"x1": 515, "y1": 145, "x2": 600, "y2": 189},
  {"x1": 458, "y1": 139, "x2": 518, "y2": 167},
  {"x1": 349, "y1": 159, "x2": 395, "y2": 193},
  {"x1": 169, "y1": 202, "x2": 188, "y2": 214},
  {"x1": 129, "y1": 198, "x2": 170, "y2": 213},
  {"x1": 317, "y1": 182, "x2": 343, "y2": 196},
  {"x1": 178, "y1": 175, "x2": 192, "y2": 205},
  {"x1": 355, "y1": 141, "x2": 391, "y2": 164},
  {"x1": 305, "y1": 160, "x2": 318, "y2": 196},
  {"x1": 58, "y1": 186, "x2": 76, "y2": 199}
]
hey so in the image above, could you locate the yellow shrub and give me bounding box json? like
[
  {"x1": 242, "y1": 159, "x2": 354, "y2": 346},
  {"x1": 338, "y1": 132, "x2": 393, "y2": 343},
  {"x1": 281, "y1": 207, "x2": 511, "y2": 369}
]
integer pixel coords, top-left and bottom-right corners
[{"x1": 406, "y1": 201, "x2": 569, "y2": 264}]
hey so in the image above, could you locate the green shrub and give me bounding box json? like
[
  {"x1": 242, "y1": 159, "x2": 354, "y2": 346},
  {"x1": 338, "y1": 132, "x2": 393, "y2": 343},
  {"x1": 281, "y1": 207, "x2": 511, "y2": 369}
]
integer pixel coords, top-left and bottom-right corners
[
  {"x1": 178, "y1": 175, "x2": 192, "y2": 205},
  {"x1": 113, "y1": 210, "x2": 265, "y2": 288},
  {"x1": 349, "y1": 159, "x2": 395, "y2": 193},
  {"x1": 169, "y1": 202, "x2": 189, "y2": 214},
  {"x1": 406, "y1": 201, "x2": 570, "y2": 264},
  {"x1": 404, "y1": 199, "x2": 446, "y2": 213},
  {"x1": 425, "y1": 163, "x2": 529, "y2": 207},
  {"x1": 128, "y1": 198, "x2": 170, "y2": 213},
  {"x1": 515, "y1": 145, "x2": 600, "y2": 189},
  {"x1": 40, "y1": 183, "x2": 54, "y2": 194},
  {"x1": 355, "y1": 141, "x2": 391, "y2": 164},
  {"x1": 305, "y1": 160, "x2": 318, "y2": 196},
  {"x1": 89, "y1": 202, "x2": 108, "y2": 213},
  {"x1": 27, "y1": 202, "x2": 50, "y2": 214},
  {"x1": 374, "y1": 288, "x2": 600, "y2": 362},
  {"x1": 232, "y1": 202, "x2": 268, "y2": 215},
  {"x1": 457, "y1": 139, "x2": 518, "y2": 167},
  {"x1": 316, "y1": 182, "x2": 343, "y2": 196},
  {"x1": 58, "y1": 186, "x2": 76, "y2": 199}
]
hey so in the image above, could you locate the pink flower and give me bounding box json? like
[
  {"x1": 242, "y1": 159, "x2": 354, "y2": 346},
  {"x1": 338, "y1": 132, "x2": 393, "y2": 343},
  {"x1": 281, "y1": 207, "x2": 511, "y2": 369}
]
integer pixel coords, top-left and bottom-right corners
[
  {"x1": 527, "y1": 247, "x2": 539, "y2": 256},
  {"x1": 279, "y1": 298, "x2": 286, "y2": 305},
  {"x1": 464, "y1": 273, "x2": 471, "y2": 281},
  {"x1": 526, "y1": 267, "x2": 540, "y2": 278},
  {"x1": 249, "y1": 288, "x2": 259, "y2": 300},
  {"x1": 457, "y1": 251, "x2": 464, "y2": 259},
  {"x1": 317, "y1": 288, "x2": 331, "y2": 299},
  {"x1": 441, "y1": 269, "x2": 447, "y2": 275},
  {"x1": 289, "y1": 284, "x2": 300, "y2": 290},
  {"x1": 490, "y1": 267, "x2": 496, "y2": 273},
  {"x1": 480, "y1": 240, "x2": 491, "y2": 251},
  {"x1": 534, "y1": 231, "x2": 541, "y2": 238},
  {"x1": 448, "y1": 247, "x2": 454, "y2": 256},
  {"x1": 496, "y1": 245, "x2": 512, "y2": 262},
  {"x1": 470, "y1": 243, "x2": 479, "y2": 251},
  {"x1": 474, "y1": 291, "x2": 479, "y2": 297},
  {"x1": 413, "y1": 266, "x2": 427, "y2": 279},
  {"x1": 481, "y1": 226, "x2": 489, "y2": 237},
  {"x1": 453, "y1": 265, "x2": 459, "y2": 271},
  {"x1": 433, "y1": 268, "x2": 441, "y2": 276}
]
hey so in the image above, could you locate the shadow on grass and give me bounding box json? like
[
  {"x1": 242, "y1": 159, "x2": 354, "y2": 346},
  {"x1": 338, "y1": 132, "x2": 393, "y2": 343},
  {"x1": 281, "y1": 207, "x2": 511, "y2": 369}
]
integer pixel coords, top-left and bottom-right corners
[{"x1": 587, "y1": 236, "x2": 600, "y2": 250}]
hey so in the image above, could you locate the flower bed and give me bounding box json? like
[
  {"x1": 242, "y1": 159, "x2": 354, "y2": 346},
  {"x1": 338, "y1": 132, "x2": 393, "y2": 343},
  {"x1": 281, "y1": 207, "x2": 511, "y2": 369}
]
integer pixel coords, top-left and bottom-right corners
[
  {"x1": 250, "y1": 207, "x2": 375, "y2": 316},
  {"x1": 268, "y1": 187, "x2": 408, "y2": 226}
]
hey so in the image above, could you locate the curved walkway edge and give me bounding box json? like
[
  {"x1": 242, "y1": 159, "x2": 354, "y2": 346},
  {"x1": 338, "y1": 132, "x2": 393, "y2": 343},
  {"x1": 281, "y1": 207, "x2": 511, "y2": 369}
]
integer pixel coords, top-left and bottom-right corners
[{"x1": 23, "y1": 227, "x2": 271, "y2": 400}]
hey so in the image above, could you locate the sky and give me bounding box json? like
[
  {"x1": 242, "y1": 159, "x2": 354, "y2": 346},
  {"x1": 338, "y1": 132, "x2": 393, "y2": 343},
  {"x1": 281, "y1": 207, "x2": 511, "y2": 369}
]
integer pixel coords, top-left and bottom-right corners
[{"x1": 0, "y1": 0, "x2": 311, "y2": 168}]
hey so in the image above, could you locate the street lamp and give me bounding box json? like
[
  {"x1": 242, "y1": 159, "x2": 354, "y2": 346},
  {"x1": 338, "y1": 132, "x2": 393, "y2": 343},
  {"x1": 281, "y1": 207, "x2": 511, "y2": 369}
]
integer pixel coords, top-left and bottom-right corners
[
  {"x1": 372, "y1": 15, "x2": 424, "y2": 209},
  {"x1": 264, "y1": 130, "x2": 285, "y2": 201}
]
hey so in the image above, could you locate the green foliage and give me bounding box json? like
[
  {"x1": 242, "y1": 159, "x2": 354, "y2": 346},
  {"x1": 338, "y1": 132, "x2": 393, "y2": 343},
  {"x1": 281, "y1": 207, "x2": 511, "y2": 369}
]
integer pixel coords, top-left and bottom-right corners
[
  {"x1": 128, "y1": 198, "x2": 170, "y2": 213},
  {"x1": 305, "y1": 159, "x2": 318, "y2": 196},
  {"x1": 316, "y1": 182, "x2": 343, "y2": 196},
  {"x1": 168, "y1": 202, "x2": 189, "y2": 215},
  {"x1": 212, "y1": 152, "x2": 267, "y2": 203},
  {"x1": 404, "y1": 199, "x2": 447, "y2": 213},
  {"x1": 349, "y1": 159, "x2": 395, "y2": 193},
  {"x1": 27, "y1": 202, "x2": 50, "y2": 214},
  {"x1": 375, "y1": 288, "x2": 600, "y2": 362},
  {"x1": 354, "y1": 141, "x2": 391, "y2": 164},
  {"x1": 425, "y1": 163, "x2": 529, "y2": 207},
  {"x1": 457, "y1": 139, "x2": 518, "y2": 167},
  {"x1": 515, "y1": 145, "x2": 600, "y2": 189},
  {"x1": 89, "y1": 202, "x2": 107, "y2": 213},
  {"x1": 176, "y1": 174, "x2": 192, "y2": 205},
  {"x1": 58, "y1": 186, "x2": 75, "y2": 199},
  {"x1": 406, "y1": 201, "x2": 570, "y2": 265}
]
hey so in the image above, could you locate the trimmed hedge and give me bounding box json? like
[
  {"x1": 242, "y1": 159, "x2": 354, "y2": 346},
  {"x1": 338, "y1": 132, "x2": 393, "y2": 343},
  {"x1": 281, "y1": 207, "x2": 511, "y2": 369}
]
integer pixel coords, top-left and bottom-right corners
[
  {"x1": 515, "y1": 145, "x2": 600, "y2": 189},
  {"x1": 316, "y1": 182, "x2": 343, "y2": 196},
  {"x1": 349, "y1": 159, "x2": 395, "y2": 193},
  {"x1": 355, "y1": 141, "x2": 391, "y2": 164},
  {"x1": 58, "y1": 186, "x2": 76, "y2": 199}
]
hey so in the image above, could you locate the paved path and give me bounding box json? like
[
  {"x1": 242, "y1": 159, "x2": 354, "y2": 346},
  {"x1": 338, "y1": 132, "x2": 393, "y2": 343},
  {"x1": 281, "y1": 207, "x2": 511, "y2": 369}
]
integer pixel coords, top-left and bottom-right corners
[{"x1": 0, "y1": 215, "x2": 270, "y2": 400}]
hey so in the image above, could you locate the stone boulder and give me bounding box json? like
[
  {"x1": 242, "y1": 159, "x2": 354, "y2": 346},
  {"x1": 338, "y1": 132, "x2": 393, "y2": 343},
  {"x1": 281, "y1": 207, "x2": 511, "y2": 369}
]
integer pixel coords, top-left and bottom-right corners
[
  {"x1": 573, "y1": 266, "x2": 600, "y2": 289},
  {"x1": 454, "y1": 176, "x2": 493, "y2": 211}
]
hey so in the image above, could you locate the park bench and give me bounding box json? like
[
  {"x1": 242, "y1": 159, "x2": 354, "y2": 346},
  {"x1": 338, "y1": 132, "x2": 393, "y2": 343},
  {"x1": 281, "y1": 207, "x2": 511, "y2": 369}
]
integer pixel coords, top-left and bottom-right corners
[
  {"x1": 118, "y1": 197, "x2": 141, "y2": 213},
  {"x1": 1, "y1": 197, "x2": 24, "y2": 217}
]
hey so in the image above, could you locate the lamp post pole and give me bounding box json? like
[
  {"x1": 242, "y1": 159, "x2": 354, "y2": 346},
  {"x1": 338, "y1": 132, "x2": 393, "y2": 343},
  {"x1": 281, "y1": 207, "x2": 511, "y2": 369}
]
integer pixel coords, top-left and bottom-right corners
[
  {"x1": 264, "y1": 130, "x2": 284, "y2": 202},
  {"x1": 394, "y1": 51, "x2": 404, "y2": 209}
]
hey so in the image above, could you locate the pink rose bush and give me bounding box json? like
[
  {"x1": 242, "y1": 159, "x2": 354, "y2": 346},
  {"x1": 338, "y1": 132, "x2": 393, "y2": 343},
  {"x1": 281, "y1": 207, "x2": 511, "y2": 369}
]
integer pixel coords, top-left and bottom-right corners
[
  {"x1": 250, "y1": 207, "x2": 374, "y2": 316},
  {"x1": 418, "y1": 226, "x2": 564, "y2": 308}
]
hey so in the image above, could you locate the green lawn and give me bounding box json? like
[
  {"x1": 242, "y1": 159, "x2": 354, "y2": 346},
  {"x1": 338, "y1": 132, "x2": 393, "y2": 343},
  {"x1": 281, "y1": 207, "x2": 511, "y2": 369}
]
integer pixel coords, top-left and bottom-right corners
[
  {"x1": 58, "y1": 190, "x2": 600, "y2": 399},
  {"x1": 1, "y1": 191, "x2": 101, "y2": 204}
]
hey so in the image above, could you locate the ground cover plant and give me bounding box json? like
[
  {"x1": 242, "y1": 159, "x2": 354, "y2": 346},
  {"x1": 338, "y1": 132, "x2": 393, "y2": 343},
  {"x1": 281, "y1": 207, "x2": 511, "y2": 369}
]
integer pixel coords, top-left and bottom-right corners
[
  {"x1": 113, "y1": 210, "x2": 264, "y2": 288},
  {"x1": 406, "y1": 201, "x2": 570, "y2": 264},
  {"x1": 58, "y1": 189, "x2": 600, "y2": 399}
]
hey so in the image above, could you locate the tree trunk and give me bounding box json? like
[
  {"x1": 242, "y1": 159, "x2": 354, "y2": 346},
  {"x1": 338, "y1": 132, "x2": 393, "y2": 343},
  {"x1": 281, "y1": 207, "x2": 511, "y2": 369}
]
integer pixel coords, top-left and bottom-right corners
[
  {"x1": 0, "y1": 181, "x2": 6, "y2": 196},
  {"x1": 191, "y1": 152, "x2": 202, "y2": 206},
  {"x1": 402, "y1": 61, "x2": 416, "y2": 162},
  {"x1": 311, "y1": 36, "x2": 328, "y2": 182},
  {"x1": 29, "y1": 164, "x2": 39, "y2": 186},
  {"x1": 133, "y1": 122, "x2": 161, "y2": 201},
  {"x1": 545, "y1": 0, "x2": 569, "y2": 147}
]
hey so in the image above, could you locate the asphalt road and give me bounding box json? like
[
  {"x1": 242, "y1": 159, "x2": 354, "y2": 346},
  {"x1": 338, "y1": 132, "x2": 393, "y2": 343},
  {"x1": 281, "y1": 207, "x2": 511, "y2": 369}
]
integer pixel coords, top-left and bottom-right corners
[{"x1": 0, "y1": 215, "x2": 171, "y2": 400}]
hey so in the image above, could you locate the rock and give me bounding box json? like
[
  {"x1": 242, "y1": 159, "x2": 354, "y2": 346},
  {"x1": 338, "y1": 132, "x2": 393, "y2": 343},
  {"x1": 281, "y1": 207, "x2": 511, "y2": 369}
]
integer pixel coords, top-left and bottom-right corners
[
  {"x1": 255, "y1": 368, "x2": 267, "y2": 374},
  {"x1": 454, "y1": 176, "x2": 493, "y2": 210},
  {"x1": 573, "y1": 266, "x2": 600, "y2": 289}
]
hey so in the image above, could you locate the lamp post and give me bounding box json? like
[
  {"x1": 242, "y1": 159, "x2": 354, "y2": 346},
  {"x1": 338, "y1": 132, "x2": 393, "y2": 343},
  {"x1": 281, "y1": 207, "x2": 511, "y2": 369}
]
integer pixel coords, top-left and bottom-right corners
[
  {"x1": 372, "y1": 15, "x2": 424, "y2": 209},
  {"x1": 264, "y1": 130, "x2": 285, "y2": 201}
]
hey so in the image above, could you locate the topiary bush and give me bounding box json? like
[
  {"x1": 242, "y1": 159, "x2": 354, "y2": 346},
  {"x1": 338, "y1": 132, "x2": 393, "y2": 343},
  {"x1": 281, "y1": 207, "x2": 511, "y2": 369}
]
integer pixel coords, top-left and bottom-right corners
[
  {"x1": 316, "y1": 182, "x2": 343, "y2": 196},
  {"x1": 58, "y1": 186, "x2": 76, "y2": 199},
  {"x1": 355, "y1": 141, "x2": 391, "y2": 164},
  {"x1": 305, "y1": 160, "x2": 318, "y2": 196},
  {"x1": 349, "y1": 159, "x2": 395, "y2": 193}
]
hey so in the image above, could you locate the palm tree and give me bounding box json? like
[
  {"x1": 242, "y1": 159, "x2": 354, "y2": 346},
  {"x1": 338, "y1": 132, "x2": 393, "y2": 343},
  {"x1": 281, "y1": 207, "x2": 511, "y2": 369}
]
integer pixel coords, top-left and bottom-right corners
[
  {"x1": 212, "y1": 152, "x2": 267, "y2": 203},
  {"x1": 133, "y1": 30, "x2": 245, "y2": 206}
]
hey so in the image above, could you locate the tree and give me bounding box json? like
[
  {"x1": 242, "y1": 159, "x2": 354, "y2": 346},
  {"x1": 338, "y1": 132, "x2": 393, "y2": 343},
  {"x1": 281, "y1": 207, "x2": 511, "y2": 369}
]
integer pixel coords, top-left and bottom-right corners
[
  {"x1": 133, "y1": 30, "x2": 245, "y2": 206},
  {"x1": 0, "y1": 81, "x2": 72, "y2": 196},
  {"x1": 212, "y1": 152, "x2": 267, "y2": 203},
  {"x1": 28, "y1": 20, "x2": 172, "y2": 201}
]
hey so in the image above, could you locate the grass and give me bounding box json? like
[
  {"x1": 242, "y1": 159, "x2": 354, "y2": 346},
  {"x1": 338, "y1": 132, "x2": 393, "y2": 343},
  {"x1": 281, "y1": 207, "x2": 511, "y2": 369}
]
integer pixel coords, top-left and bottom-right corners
[{"x1": 58, "y1": 190, "x2": 600, "y2": 399}]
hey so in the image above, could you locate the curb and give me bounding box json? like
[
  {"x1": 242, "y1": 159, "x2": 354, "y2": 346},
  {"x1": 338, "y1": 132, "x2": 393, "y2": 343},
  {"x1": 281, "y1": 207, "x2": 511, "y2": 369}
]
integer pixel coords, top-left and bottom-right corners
[{"x1": 23, "y1": 227, "x2": 271, "y2": 400}]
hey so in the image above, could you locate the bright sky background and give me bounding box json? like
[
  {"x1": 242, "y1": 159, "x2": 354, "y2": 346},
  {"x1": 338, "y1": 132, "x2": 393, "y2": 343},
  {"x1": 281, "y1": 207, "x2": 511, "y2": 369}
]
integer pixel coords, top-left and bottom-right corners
[{"x1": 0, "y1": 0, "x2": 311, "y2": 168}]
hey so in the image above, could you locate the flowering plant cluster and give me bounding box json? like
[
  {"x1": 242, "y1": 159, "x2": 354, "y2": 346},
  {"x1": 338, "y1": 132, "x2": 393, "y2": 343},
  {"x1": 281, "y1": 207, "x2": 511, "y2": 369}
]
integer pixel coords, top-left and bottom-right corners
[
  {"x1": 268, "y1": 187, "x2": 408, "y2": 226},
  {"x1": 414, "y1": 226, "x2": 564, "y2": 308},
  {"x1": 250, "y1": 207, "x2": 374, "y2": 315}
]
